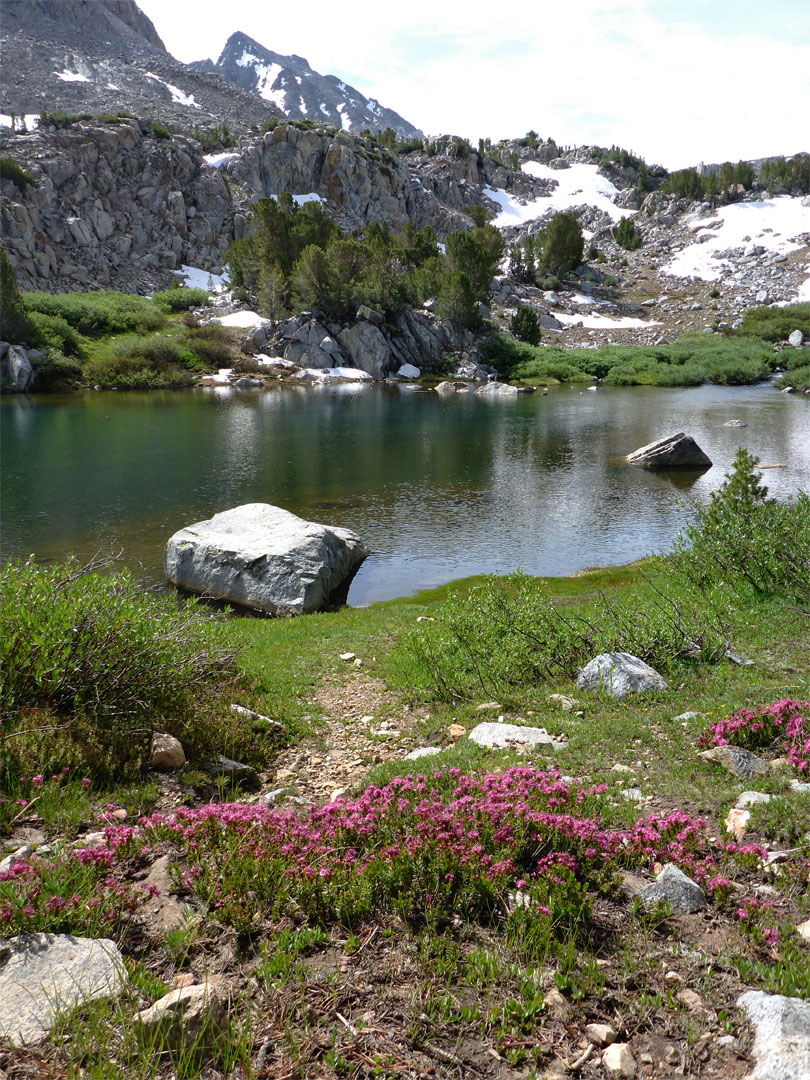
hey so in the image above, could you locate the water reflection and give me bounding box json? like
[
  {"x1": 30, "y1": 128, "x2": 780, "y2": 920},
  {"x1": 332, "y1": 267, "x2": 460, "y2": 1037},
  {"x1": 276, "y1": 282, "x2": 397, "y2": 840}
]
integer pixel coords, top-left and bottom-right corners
[{"x1": 1, "y1": 382, "x2": 808, "y2": 604}]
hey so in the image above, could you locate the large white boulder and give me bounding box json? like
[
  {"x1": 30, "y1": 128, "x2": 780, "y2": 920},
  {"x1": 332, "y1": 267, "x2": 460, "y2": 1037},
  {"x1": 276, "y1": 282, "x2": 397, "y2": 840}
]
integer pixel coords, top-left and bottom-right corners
[
  {"x1": 0, "y1": 934, "x2": 127, "y2": 1046},
  {"x1": 164, "y1": 503, "x2": 369, "y2": 615}
]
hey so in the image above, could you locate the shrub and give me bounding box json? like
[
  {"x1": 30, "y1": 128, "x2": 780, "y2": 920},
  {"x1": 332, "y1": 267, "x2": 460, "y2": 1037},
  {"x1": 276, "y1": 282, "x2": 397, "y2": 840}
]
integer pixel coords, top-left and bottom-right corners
[
  {"x1": 0, "y1": 245, "x2": 33, "y2": 342},
  {"x1": 394, "y1": 570, "x2": 729, "y2": 703},
  {"x1": 184, "y1": 324, "x2": 238, "y2": 366},
  {"x1": 538, "y1": 213, "x2": 583, "y2": 277},
  {"x1": 0, "y1": 156, "x2": 35, "y2": 192},
  {"x1": 151, "y1": 287, "x2": 209, "y2": 313},
  {"x1": 150, "y1": 121, "x2": 171, "y2": 140},
  {"x1": 510, "y1": 306, "x2": 541, "y2": 345},
  {"x1": 736, "y1": 302, "x2": 810, "y2": 343},
  {"x1": 38, "y1": 111, "x2": 92, "y2": 128},
  {"x1": 674, "y1": 449, "x2": 810, "y2": 605},
  {"x1": 0, "y1": 557, "x2": 238, "y2": 782},
  {"x1": 27, "y1": 310, "x2": 84, "y2": 355},
  {"x1": 31, "y1": 349, "x2": 82, "y2": 390},
  {"x1": 84, "y1": 335, "x2": 195, "y2": 388},
  {"x1": 615, "y1": 217, "x2": 641, "y2": 250},
  {"x1": 22, "y1": 291, "x2": 166, "y2": 336}
]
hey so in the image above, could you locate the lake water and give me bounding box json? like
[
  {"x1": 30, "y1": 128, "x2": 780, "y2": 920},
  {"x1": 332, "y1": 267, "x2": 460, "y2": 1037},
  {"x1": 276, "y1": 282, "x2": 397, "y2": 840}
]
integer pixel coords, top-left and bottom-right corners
[{"x1": 1, "y1": 381, "x2": 808, "y2": 605}]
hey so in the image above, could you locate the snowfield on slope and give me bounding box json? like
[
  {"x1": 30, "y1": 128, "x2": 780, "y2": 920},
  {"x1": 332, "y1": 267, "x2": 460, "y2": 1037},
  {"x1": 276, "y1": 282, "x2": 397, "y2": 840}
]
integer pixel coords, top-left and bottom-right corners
[
  {"x1": 485, "y1": 163, "x2": 632, "y2": 228},
  {"x1": 664, "y1": 196, "x2": 810, "y2": 284}
]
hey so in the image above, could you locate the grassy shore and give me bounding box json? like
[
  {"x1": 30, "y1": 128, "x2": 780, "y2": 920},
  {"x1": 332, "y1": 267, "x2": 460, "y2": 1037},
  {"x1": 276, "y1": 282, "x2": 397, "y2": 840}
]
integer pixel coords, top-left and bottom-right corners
[{"x1": 1, "y1": 458, "x2": 809, "y2": 1078}]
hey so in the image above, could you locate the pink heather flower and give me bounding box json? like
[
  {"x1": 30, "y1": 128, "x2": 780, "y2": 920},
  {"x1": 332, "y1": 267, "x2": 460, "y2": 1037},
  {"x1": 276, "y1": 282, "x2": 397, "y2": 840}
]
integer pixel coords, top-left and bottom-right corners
[
  {"x1": 45, "y1": 896, "x2": 67, "y2": 913},
  {"x1": 81, "y1": 778, "x2": 91, "y2": 789},
  {"x1": 31, "y1": 775, "x2": 44, "y2": 790}
]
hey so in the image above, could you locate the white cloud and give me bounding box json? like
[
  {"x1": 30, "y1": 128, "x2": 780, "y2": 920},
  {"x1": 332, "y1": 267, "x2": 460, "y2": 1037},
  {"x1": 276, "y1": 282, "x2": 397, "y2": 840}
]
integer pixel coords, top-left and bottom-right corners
[{"x1": 137, "y1": 0, "x2": 810, "y2": 169}]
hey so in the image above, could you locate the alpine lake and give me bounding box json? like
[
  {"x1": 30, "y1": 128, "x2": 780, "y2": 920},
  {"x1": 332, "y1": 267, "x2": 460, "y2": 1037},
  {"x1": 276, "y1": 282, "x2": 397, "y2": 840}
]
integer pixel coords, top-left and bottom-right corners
[{"x1": 2, "y1": 379, "x2": 808, "y2": 606}]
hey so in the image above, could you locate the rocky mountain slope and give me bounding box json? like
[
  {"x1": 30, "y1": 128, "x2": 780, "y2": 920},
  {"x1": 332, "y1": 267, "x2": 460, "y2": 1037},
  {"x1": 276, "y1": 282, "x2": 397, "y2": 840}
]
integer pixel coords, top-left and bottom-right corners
[
  {"x1": 193, "y1": 32, "x2": 422, "y2": 140},
  {"x1": 0, "y1": 0, "x2": 283, "y2": 132}
]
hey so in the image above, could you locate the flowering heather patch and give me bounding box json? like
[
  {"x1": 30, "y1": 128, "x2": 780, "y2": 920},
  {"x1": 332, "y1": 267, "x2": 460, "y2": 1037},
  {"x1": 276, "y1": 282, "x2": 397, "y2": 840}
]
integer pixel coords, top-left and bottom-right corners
[
  {"x1": 96, "y1": 767, "x2": 751, "y2": 933},
  {"x1": 0, "y1": 848, "x2": 150, "y2": 935},
  {"x1": 697, "y1": 700, "x2": 810, "y2": 772}
]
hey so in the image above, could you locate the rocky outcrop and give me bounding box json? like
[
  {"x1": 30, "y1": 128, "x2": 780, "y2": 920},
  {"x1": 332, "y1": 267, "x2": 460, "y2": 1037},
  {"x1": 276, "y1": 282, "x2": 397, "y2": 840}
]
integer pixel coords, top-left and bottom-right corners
[
  {"x1": 627, "y1": 433, "x2": 712, "y2": 470},
  {"x1": 263, "y1": 306, "x2": 476, "y2": 379},
  {"x1": 0, "y1": 119, "x2": 234, "y2": 293},
  {"x1": 164, "y1": 503, "x2": 369, "y2": 615},
  {"x1": 229, "y1": 123, "x2": 473, "y2": 236}
]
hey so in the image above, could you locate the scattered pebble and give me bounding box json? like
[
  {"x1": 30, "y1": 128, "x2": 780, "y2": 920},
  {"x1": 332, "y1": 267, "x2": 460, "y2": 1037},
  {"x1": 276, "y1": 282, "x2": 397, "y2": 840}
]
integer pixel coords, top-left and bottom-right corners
[
  {"x1": 339, "y1": 652, "x2": 355, "y2": 661},
  {"x1": 585, "y1": 1023, "x2": 616, "y2": 1047}
]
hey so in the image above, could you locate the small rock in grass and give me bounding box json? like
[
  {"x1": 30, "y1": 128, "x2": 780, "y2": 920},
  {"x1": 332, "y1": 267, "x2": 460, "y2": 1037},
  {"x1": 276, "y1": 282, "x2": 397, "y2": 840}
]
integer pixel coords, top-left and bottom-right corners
[
  {"x1": 677, "y1": 988, "x2": 716, "y2": 1019},
  {"x1": 736, "y1": 791, "x2": 773, "y2": 809},
  {"x1": 448, "y1": 724, "x2": 467, "y2": 739},
  {"x1": 353, "y1": 658, "x2": 364, "y2": 668},
  {"x1": 150, "y1": 732, "x2": 186, "y2": 771},
  {"x1": 700, "y1": 745, "x2": 769, "y2": 778},
  {"x1": 339, "y1": 652, "x2": 355, "y2": 661},
  {"x1": 468, "y1": 721, "x2": 566, "y2": 752},
  {"x1": 621, "y1": 788, "x2": 644, "y2": 802},
  {"x1": 637, "y1": 863, "x2": 706, "y2": 915},
  {"x1": 577, "y1": 652, "x2": 667, "y2": 700},
  {"x1": 611, "y1": 763, "x2": 633, "y2": 773},
  {"x1": 585, "y1": 1023, "x2": 617, "y2": 1047},
  {"x1": 602, "y1": 1042, "x2": 636, "y2": 1077},
  {"x1": 135, "y1": 981, "x2": 227, "y2": 1053},
  {"x1": 542, "y1": 987, "x2": 571, "y2": 1020},
  {"x1": 725, "y1": 807, "x2": 751, "y2": 841},
  {"x1": 738, "y1": 990, "x2": 810, "y2": 1080},
  {"x1": 405, "y1": 747, "x2": 442, "y2": 760},
  {"x1": 725, "y1": 648, "x2": 754, "y2": 666},
  {"x1": 548, "y1": 693, "x2": 580, "y2": 711},
  {"x1": 790, "y1": 781, "x2": 810, "y2": 794},
  {"x1": 672, "y1": 711, "x2": 700, "y2": 722},
  {"x1": 796, "y1": 919, "x2": 810, "y2": 942},
  {"x1": 475, "y1": 701, "x2": 502, "y2": 711},
  {"x1": 0, "y1": 846, "x2": 32, "y2": 874}
]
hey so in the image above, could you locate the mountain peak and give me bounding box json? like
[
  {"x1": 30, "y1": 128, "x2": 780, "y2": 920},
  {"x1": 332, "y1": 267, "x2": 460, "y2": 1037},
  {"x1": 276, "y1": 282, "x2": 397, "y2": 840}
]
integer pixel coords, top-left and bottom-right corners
[{"x1": 200, "y1": 30, "x2": 422, "y2": 140}]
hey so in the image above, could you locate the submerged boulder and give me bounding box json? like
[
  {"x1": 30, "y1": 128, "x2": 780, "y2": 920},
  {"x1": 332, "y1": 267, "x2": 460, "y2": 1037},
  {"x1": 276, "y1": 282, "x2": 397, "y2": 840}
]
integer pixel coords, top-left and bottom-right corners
[
  {"x1": 164, "y1": 503, "x2": 369, "y2": 615},
  {"x1": 627, "y1": 432, "x2": 712, "y2": 470}
]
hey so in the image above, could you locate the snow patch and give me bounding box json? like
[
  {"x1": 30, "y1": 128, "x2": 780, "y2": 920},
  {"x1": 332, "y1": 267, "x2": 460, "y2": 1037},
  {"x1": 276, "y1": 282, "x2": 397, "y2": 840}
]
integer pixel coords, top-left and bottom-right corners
[
  {"x1": 295, "y1": 367, "x2": 373, "y2": 382},
  {"x1": 0, "y1": 114, "x2": 40, "y2": 131},
  {"x1": 54, "y1": 69, "x2": 91, "y2": 83},
  {"x1": 665, "y1": 196, "x2": 810, "y2": 289},
  {"x1": 203, "y1": 151, "x2": 240, "y2": 169},
  {"x1": 503, "y1": 161, "x2": 632, "y2": 224},
  {"x1": 173, "y1": 265, "x2": 229, "y2": 293},
  {"x1": 292, "y1": 192, "x2": 324, "y2": 205},
  {"x1": 144, "y1": 72, "x2": 201, "y2": 109},
  {"x1": 212, "y1": 311, "x2": 271, "y2": 329},
  {"x1": 553, "y1": 311, "x2": 659, "y2": 330}
]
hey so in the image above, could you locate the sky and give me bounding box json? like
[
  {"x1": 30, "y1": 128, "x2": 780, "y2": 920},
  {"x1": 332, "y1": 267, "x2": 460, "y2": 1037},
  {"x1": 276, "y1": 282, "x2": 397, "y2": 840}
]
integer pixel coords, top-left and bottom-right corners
[{"x1": 136, "y1": 0, "x2": 810, "y2": 171}]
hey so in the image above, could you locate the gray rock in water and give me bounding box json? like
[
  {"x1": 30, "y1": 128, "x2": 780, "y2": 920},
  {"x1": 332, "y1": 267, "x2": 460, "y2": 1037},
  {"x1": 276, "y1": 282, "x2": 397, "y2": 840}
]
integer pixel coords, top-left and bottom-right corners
[
  {"x1": 724, "y1": 419, "x2": 747, "y2": 427},
  {"x1": 627, "y1": 432, "x2": 712, "y2": 470},
  {"x1": 637, "y1": 863, "x2": 707, "y2": 915},
  {"x1": 0, "y1": 934, "x2": 127, "y2": 1046},
  {"x1": 738, "y1": 990, "x2": 810, "y2": 1080},
  {"x1": 700, "y1": 745, "x2": 769, "y2": 778},
  {"x1": 164, "y1": 503, "x2": 369, "y2": 615},
  {"x1": 467, "y1": 721, "x2": 566, "y2": 751},
  {"x1": 576, "y1": 652, "x2": 668, "y2": 700},
  {"x1": 475, "y1": 381, "x2": 519, "y2": 397}
]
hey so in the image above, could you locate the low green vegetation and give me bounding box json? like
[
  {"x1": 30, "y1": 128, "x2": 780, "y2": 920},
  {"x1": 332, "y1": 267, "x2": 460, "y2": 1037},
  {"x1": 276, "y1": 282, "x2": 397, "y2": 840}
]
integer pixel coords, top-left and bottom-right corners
[
  {"x1": 0, "y1": 155, "x2": 36, "y2": 192},
  {"x1": 1, "y1": 454, "x2": 809, "y2": 1074},
  {"x1": 482, "y1": 327, "x2": 795, "y2": 386}
]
